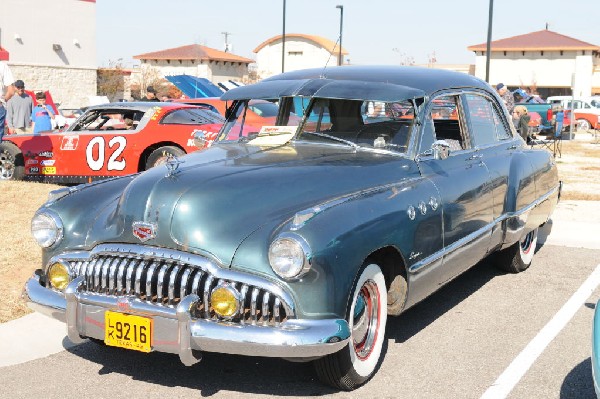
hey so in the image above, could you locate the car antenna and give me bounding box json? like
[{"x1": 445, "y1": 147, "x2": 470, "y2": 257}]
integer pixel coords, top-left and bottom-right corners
[{"x1": 320, "y1": 37, "x2": 341, "y2": 78}]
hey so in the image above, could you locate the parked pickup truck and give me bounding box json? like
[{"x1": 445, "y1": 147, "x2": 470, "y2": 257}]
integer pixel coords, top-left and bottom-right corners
[{"x1": 520, "y1": 103, "x2": 570, "y2": 134}]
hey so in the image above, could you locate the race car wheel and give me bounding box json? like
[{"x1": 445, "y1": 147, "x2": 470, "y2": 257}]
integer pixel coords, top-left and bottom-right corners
[
  {"x1": 145, "y1": 146, "x2": 186, "y2": 170},
  {"x1": 576, "y1": 119, "x2": 591, "y2": 132},
  {"x1": 314, "y1": 263, "x2": 388, "y2": 390},
  {"x1": 0, "y1": 142, "x2": 25, "y2": 180},
  {"x1": 493, "y1": 228, "x2": 538, "y2": 273}
]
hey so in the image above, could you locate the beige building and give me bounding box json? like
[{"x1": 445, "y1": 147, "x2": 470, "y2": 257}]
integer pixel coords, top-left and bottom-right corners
[
  {"x1": 254, "y1": 34, "x2": 348, "y2": 79},
  {"x1": 133, "y1": 44, "x2": 254, "y2": 92},
  {"x1": 0, "y1": 0, "x2": 97, "y2": 107},
  {"x1": 468, "y1": 29, "x2": 600, "y2": 97}
]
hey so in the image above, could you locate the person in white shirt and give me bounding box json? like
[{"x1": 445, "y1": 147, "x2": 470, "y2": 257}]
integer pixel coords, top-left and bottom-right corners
[{"x1": 0, "y1": 61, "x2": 16, "y2": 141}]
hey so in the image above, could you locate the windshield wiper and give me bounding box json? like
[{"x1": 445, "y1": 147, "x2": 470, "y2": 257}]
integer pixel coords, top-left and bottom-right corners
[{"x1": 301, "y1": 132, "x2": 358, "y2": 149}]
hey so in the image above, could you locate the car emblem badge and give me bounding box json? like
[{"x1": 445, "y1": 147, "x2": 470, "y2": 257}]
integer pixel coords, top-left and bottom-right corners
[
  {"x1": 165, "y1": 155, "x2": 184, "y2": 177},
  {"x1": 116, "y1": 296, "x2": 132, "y2": 312},
  {"x1": 132, "y1": 221, "x2": 157, "y2": 242}
]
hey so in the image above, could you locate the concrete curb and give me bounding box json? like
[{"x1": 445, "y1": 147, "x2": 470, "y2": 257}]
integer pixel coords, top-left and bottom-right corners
[{"x1": 0, "y1": 312, "x2": 77, "y2": 367}]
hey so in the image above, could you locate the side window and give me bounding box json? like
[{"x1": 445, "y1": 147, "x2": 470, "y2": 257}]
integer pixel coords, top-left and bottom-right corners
[
  {"x1": 419, "y1": 95, "x2": 467, "y2": 153},
  {"x1": 160, "y1": 109, "x2": 223, "y2": 125},
  {"x1": 465, "y1": 94, "x2": 510, "y2": 145}
]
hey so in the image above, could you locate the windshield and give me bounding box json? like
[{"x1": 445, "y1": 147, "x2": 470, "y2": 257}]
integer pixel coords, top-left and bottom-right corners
[{"x1": 216, "y1": 97, "x2": 415, "y2": 154}]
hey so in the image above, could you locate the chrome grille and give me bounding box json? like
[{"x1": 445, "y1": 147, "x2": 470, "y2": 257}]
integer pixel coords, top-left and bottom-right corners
[{"x1": 69, "y1": 253, "x2": 289, "y2": 326}]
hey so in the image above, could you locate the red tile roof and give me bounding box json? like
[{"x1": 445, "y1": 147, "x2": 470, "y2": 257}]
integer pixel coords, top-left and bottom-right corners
[
  {"x1": 254, "y1": 34, "x2": 348, "y2": 55},
  {"x1": 133, "y1": 44, "x2": 254, "y2": 64},
  {"x1": 468, "y1": 30, "x2": 600, "y2": 52}
]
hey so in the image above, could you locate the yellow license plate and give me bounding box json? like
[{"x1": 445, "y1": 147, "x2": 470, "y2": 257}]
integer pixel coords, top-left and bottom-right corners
[
  {"x1": 41, "y1": 166, "x2": 56, "y2": 175},
  {"x1": 105, "y1": 311, "x2": 152, "y2": 353}
]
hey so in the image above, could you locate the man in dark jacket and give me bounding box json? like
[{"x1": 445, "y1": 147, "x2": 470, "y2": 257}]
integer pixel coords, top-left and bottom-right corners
[{"x1": 140, "y1": 86, "x2": 160, "y2": 102}]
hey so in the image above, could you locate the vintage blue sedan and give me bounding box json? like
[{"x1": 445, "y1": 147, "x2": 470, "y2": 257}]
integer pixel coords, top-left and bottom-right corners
[{"x1": 24, "y1": 66, "x2": 560, "y2": 390}]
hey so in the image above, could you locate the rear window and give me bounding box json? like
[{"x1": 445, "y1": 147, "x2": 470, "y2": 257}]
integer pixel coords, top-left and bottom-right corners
[{"x1": 160, "y1": 108, "x2": 224, "y2": 125}]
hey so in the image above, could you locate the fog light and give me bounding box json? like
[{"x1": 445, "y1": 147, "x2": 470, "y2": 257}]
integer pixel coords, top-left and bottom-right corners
[
  {"x1": 210, "y1": 285, "x2": 240, "y2": 318},
  {"x1": 48, "y1": 262, "x2": 71, "y2": 291}
]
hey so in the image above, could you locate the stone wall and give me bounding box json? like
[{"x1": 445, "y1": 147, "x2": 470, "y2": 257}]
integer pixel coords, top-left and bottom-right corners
[{"x1": 9, "y1": 63, "x2": 97, "y2": 108}]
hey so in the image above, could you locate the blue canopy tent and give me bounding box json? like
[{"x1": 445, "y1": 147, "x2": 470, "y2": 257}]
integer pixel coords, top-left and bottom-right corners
[{"x1": 165, "y1": 75, "x2": 224, "y2": 98}]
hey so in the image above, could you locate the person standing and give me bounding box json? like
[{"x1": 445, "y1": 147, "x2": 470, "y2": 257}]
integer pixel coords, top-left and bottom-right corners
[
  {"x1": 513, "y1": 105, "x2": 531, "y2": 142},
  {"x1": 140, "y1": 86, "x2": 160, "y2": 102},
  {"x1": 496, "y1": 83, "x2": 515, "y2": 115},
  {"x1": 0, "y1": 61, "x2": 16, "y2": 141},
  {"x1": 6, "y1": 79, "x2": 33, "y2": 134},
  {"x1": 31, "y1": 91, "x2": 55, "y2": 133}
]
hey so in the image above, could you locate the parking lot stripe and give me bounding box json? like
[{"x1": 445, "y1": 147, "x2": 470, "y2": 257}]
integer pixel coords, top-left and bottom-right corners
[{"x1": 480, "y1": 262, "x2": 600, "y2": 399}]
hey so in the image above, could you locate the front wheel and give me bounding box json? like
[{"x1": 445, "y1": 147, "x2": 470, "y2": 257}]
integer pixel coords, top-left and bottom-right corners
[
  {"x1": 314, "y1": 263, "x2": 388, "y2": 390},
  {"x1": 0, "y1": 142, "x2": 25, "y2": 180},
  {"x1": 493, "y1": 228, "x2": 538, "y2": 273},
  {"x1": 145, "y1": 146, "x2": 185, "y2": 170}
]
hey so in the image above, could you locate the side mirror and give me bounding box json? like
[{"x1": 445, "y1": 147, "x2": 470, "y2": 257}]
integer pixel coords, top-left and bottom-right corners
[
  {"x1": 431, "y1": 140, "x2": 450, "y2": 160},
  {"x1": 193, "y1": 130, "x2": 208, "y2": 149}
]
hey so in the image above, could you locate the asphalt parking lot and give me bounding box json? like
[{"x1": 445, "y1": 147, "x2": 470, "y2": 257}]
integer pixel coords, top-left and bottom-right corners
[{"x1": 0, "y1": 201, "x2": 598, "y2": 399}]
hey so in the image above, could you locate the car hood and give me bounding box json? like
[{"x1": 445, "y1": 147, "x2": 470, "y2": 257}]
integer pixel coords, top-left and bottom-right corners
[{"x1": 106, "y1": 142, "x2": 416, "y2": 267}]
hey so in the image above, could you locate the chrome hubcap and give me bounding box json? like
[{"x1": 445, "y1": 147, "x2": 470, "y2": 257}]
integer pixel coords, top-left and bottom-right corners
[
  {"x1": 0, "y1": 151, "x2": 15, "y2": 179},
  {"x1": 520, "y1": 230, "x2": 535, "y2": 255},
  {"x1": 352, "y1": 280, "x2": 380, "y2": 360}
]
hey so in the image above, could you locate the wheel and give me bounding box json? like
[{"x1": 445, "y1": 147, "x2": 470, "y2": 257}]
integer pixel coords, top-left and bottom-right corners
[
  {"x1": 0, "y1": 142, "x2": 25, "y2": 180},
  {"x1": 576, "y1": 119, "x2": 591, "y2": 132},
  {"x1": 493, "y1": 228, "x2": 538, "y2": 273},
  {"x1": 145, "y1": 146, "x2": 185, "y2": 170},
  {"x1": 314, "y1": 263, "x2": 388, "y2": 390}
]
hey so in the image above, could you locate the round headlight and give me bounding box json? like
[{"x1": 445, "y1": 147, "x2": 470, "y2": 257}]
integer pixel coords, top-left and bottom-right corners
[
  {"x1": 210, "y1": 285, "x2": 240, "y2": 318},
  {"x1": 268, "y1": 235, "x2": 311, "y2": 279},
  {"x1": 48, "y1": 261, "x2": 71, "y2": 291},
  {"x1": 31, "y1": 211, "x2": 63, "y2": 248}
]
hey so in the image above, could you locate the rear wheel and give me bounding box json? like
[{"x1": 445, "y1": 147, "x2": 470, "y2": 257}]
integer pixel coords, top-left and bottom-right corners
[
  {"x1": 493, "y1": 228, "x2": 538, "y2": 273},
  {"x1": 145, "y1": 146, "x2": 185, "y2": 170},
  {"x1": 0, "y1": 142, "x2": 25, "y2": 180},
  {"x1": 576, "y1": 119, "x2": 591, "y2": 132},
  {"x1": 314, "y1": 263, "x2": 388, "y2": 390}
]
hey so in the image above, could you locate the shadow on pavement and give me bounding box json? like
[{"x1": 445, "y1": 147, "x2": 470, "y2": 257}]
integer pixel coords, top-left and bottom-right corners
[
  {"x1": 561, "y1": 358, "x2": 595, "y2": 399},
  {"x1": 386, "y1": 258, "x2": 501, "y2": 344}
]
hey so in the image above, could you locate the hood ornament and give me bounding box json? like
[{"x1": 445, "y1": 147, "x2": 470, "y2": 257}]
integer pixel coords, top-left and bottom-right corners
[
  {"x1": 165, "y1": 154, "x2": 184, "y2": 177},
  {"x1": 132, "y1": 221, "x2": 157, "y2": 242}
]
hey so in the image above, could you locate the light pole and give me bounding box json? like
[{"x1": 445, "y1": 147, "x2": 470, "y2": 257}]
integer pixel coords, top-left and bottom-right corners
[
  {"x1": 336, "y1": 5, "x2": 343, "y2": 66},
  {"x1": 485, "y1": 0, "x2": 494, "y2": 83},
  {"x1": 282, "y1": 0, "x2": 286, "y2": 73}
]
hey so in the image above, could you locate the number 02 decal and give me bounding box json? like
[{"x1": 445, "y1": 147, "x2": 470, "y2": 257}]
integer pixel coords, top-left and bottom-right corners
[{"x1": 86, "y1": 136, "x2": 127, "y2": 171}]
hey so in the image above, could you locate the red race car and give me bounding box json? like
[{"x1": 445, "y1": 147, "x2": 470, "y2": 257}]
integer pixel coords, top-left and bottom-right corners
[{"x1": 0, "y1": 102, "x2": 223, "y2": 183}]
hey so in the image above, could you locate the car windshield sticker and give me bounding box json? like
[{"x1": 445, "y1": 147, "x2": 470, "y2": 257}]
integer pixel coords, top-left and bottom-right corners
[
  {"x1": 61, "y1": 135, "x2": 80, "y2": 150},
  {"x1": 248, "y1": 126, "x2": 297, "y2": 146}
]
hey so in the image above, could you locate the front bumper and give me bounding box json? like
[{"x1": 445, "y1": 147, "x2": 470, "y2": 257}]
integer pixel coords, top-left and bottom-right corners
[{"x1": 23, "y1": 271, "x2": 350, "y2": 365}]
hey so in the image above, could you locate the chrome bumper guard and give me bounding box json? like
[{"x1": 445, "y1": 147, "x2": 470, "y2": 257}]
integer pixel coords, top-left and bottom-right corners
[{"x1": 23, "y1": 272, "x2": 350, "y2": 364}]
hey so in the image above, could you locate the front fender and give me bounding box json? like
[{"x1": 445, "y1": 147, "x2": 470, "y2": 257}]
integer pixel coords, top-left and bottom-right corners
[{"x1": 231, "y1": 176, "x2": 441, "y2": 319}]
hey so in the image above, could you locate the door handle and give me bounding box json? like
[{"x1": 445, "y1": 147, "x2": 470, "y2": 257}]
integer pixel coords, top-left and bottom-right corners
[{"x1": 466, "y1": 154, "x2": 483, "y2": 161}]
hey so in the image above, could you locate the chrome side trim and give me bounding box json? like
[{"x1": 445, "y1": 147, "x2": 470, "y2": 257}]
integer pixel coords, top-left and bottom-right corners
[
  {"x1": 409, "y1": 183, "x2": 560, "y2": 273},
  {"x1": 290, "y1": 178, "x2": 420, "y2": 230}
]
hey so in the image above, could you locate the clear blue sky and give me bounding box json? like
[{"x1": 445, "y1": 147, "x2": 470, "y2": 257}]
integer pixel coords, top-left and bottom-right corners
[{"x1": 97, "y1": 0, "x2": 600, "y2": 68}]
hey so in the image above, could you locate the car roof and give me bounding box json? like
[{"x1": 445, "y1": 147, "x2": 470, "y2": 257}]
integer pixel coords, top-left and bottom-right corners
[
  {"x1": 221, "y1": 65, "x2": 491, "y2": 102},
  {"x1": 84, "y1": 102, "x2": 202, "y2": 112}
]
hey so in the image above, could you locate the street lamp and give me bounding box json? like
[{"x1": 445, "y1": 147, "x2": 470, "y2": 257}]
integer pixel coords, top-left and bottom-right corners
[
  {"x1": 282, "y1": 0, "x2": 287, "y2": 73},
  {"x1": 336, "y1": 5, "x2": 343, "y2": 66},
  {"x1": 485, "y1": 0, "x2": 494, "y2": 82}
]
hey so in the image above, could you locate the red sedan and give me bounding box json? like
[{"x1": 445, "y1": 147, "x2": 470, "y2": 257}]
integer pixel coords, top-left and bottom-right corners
[{"x1": 0, "y1": 102, "x2": 223, "y2": 183}]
